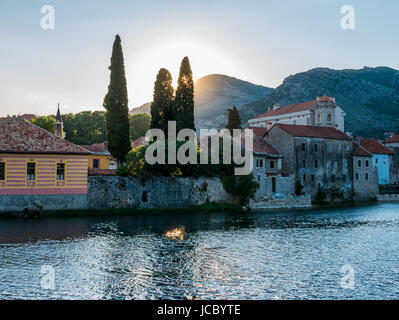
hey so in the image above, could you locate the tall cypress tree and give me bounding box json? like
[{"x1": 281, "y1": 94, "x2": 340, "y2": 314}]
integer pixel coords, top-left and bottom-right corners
[
  {"x1": 103, "y1": 35, "x2": 131, "y2": 163},
  {"x1": 150, "y1": 68, "x2": 175, "y2": 138},
  {"x1": 225, "y1": 106, "x2": 242, "y2": 133},
  {"x1": 174, "y1": 56, "x2": 195, "y2": 132}
]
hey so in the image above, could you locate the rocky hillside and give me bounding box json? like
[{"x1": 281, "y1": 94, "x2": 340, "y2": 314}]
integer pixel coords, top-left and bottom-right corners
[
  {"x1": 240, "y1": 67, "x2": 399, "y2": 137},
  {"x1": 130, "y1": 74, "x2": 273, "y2": 128}
]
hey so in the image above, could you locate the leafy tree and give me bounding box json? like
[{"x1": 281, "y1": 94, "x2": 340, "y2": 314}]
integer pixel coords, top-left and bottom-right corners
[
  {"x1": 174, "y1": 56, "x2": 195, "y2": 132},
  {"x1": 129, "y1": 113, "x2": 151, "y2": 140},
  {"x1": 221, "y1": 175, "x2": 259, "y2": 206},
  {"x1": 313, "y1": 185, "x2": 327, "y2": 205},
  {"x1": 32, "y1": 116, "x2": 56, "y2": 133},
  {"x1": 62, "y1": 111, "x2": 106, "y2": 145},
  {"x1": 225, "y1": 106, "x2": 242, "y2": 133},
  {"x1": 103, "y1": 34, "x2": 131, "y2": 162},
  {"x1": 150, "y1": 68, "x2": 175, "y2": 138}
]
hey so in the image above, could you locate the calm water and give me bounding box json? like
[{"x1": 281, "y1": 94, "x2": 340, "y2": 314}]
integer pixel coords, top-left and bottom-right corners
[{"x1": 1, "y1": 203, "x2": 399, "y2": 300}]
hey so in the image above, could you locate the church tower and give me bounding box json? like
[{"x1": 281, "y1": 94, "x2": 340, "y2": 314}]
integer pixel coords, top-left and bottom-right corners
[{"x1": 54, "y1": 103, "x2": 64, "y2": 138}]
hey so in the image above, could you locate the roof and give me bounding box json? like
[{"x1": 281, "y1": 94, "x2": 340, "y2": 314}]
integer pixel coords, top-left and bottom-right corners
[
  {"x1": 242, "y1": 135, "x2": 280, "y2": 156},
  {"x1": 384, "y1": 134, "x2": 399, "y2": 144},
  {"x1": 245, "y1": 126, "x2": 268, "y2": 137},
  {"x1": 88, "y1": 168, "x2": 117, "y2": 176},
  {"x1": 132, "y1": 136, "x2": 148, "y2": 148},
  {"x1": 273, "y1": 123, "x2": 352, "y2": 140},
  {"x1": 0, "y1": 114, "x2": 36, "y2": 122},
  {"x1": 360, "y1": 138, "x2": 394, "y2": 155},
  {"x1": 80, "y1": 143, "x2": 111, "y2": 155},
  {"x1": 353, "y1": 142, "x2": 372, "y2": 157},
  {"x1": 254, "y1": 100, "x2": 317, "y2": 119},
  {"x1": 0, "y1": 119, "x2": 90, "y2": 155}
]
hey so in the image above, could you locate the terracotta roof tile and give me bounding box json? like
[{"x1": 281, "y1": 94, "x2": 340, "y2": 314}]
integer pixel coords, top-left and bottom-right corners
[
  {"x1": 352, "y1": 142, "x2": 372, "y2": 157},
  {"x1": 274, "y1": 124, "x2": 352, "y2": 140},
  {"x1": 0, "y1": 119, "x2": 90, "y2": 155},
  {"x1": 242, "y1": 135, "x2": 280, "y2": 156},
  {"x1": 360, "y1": 138, "x2": 394, "y2": 155},
  {"x1": 80, "y1": 143, "x2": 110, "y2": 155},
  {"x1": 384, "y1": 134, "x2": 399, "y2": 144},
  {"x1": 245, "y1": 126, "x2": 268, "y2": 137},
  {"x1": 255, "y1": 100, "x2": 317, "y2": 119}
]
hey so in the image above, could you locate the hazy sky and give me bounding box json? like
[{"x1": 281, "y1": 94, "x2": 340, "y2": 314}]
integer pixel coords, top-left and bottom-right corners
[{"x1": 1, "y1": 0, "x2": 399, "y2": 116}]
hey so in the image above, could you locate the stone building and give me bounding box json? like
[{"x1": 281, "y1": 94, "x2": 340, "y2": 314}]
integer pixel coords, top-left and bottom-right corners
[
  {"x1": 383, "y1": 135, "x2": 399, "y2": 184},
  {"x1": 358, "y1": 138, "x2": 393, "y2": 185},
  {"x1": 248, "y1": 95, "x2": 346, "y2": 132},
  {"x1": 352, "y1": 142, "x2": 378, "y2": 200},
  {"x1": 265, "y1": 124, "x2": 353, "y2": 199}
]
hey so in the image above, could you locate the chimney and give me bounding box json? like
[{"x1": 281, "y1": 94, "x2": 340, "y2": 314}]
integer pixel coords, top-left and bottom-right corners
[{"x1": 273, "y1": 104, "x2": 281, "y2": 111}]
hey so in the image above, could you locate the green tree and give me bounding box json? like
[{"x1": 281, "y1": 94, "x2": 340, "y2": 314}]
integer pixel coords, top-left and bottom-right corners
[
  {"x1": 174, "y1": 56, "x2": 195, "y2": 132},
  {"x1": 225, "y1": 106, "x2": 241, "y2": 133},
  {"x1": 32, "y1": 116, "x2": 56, "y2": 133},
  {"x1": 129, "y1": 113, "x2": 151, "y2": 140},
  {"x1": 150, "y1": 68, "x2": 175, "y2": 138},
  {"x1": 103, "y1": 34, "x2": 131, "y2": 163}
]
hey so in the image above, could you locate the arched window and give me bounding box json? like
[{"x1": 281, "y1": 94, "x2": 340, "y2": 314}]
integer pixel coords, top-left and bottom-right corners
[
  {"x1": 327, "y1": 114, "x2": 332, "y2": 122},
  {"x1": 317, "y1": 114, "x2": 321, "y2": 122}
]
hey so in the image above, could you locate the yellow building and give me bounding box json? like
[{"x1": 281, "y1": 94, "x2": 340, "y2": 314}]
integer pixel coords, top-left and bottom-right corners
[
  {"x1": 80, "y1": 143, "x2": 117, "y2": 170},
  {"x1": 0, "y1": 118, "x2": 90, "y2": 196}
]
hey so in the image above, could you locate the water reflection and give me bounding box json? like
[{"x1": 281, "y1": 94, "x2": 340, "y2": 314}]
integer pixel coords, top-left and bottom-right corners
[{"x1": 1, "y1": 203, "x2": 399, "y2": 299}]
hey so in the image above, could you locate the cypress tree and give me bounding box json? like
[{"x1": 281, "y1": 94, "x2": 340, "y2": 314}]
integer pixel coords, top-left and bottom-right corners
[
  {"x1": 103, "y1": 35, "x2": 131, "y2": 163},
  {"x1": 225, "y1": 106, "x2": 242, "y2": 133},
  {"x1": 174, "y1": 56, "x2": 195, "y2": 132},
  {"x1": 150, "y1": 68, "x2": 175, "y2": 138}
]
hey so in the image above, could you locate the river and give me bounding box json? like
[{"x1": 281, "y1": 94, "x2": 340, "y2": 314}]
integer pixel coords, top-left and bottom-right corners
[{"x1": 1, "y1": 203, "x2": 399, "y2": 299}]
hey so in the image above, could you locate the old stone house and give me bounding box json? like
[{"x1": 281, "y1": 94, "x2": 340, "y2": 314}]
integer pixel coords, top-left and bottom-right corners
[
  {"x1": 248, "y1": 95, "x2": 346, "y2": 132},
  {"x1": 352, "y1": 142, "x2": 378, "y2": 200},
  {"x1": 383, "y1": 135, "x2": 399, "y2": 184},
  {"x1": 265, "y1": 124, "x2": 353, "y2": 199}
]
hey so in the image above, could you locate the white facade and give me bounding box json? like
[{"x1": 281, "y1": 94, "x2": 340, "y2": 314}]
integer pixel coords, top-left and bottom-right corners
[{"x1": 248, "y1": 96, "x2": 345, "y2": 132}]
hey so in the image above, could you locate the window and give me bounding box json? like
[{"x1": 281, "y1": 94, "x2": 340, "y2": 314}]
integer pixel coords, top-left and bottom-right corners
[
  {"x1": 327, "y1": 114, "x2": 332, "y2": 122},
  {"x1": 260, "y1": 159, "x2": 263, "y2": 168},
  {"x1": 303, "y1": 174, "x2": 307, "y2": 184},
  {"x1": 327, "y1": 143, "x2": 332, "y2": 152},
  {"x1": 57, "y1": 163, "x2": 65, "y2": 181},
  {"x1": 315, "y1": 160, "x2": 319, "y2": 168},
  {"x1": 272, "y1": 177, "x2": 276, "y2": 193},
  {"x1": 311, "y1": 174, "x2": 315, "y2": 182},
  {"x1": 93, "y1": 159, "x2": 100, "y2": 169},
  {"x1": 365, "y1": 173, "x2": 369, "y2": 181},
  {"x1": 376, "y1": 158, "x2": 378, "y2": 164},
  {"x1": 337, "y1": 144, "x2": 341, "y2": 152},
  {"x1": 0, "y1": 162, "x2": 4, "y2": 180},
  {"x1": 302, "y1": 160, "x2": 306, "y2": 168},
  {"x1": 27, "y1": 163, "x2": 35, "y2": 180},
  {"x1": 301, "y1": 143, "x2": 306, "y2": 151},
  {"x1": 256, "y1": 159, "x2": 259, "y2": 167},
  {"x1": 356, "y1": 173, "x2": 359, "y2": 181},
  {"x1": 314, "y1": 144, "x2": 318, "y2": 152},
  {"x1": 346, "y1": 144, "x2": 350, "y2": 152},
  {"x1": 257, "y1": 175, "x2": 260, "y2": 182},
  {"x1": 358, "y1": 159, "x2": 361, "y2": 167},
  {"x1": 365, "y1": 160, "x2": 369, "y2": 167},
  {"x1": 343, "y1": 159, "x2": 348, "y2": 168},
  {"x1": 270, "y1": 160, "x2": 275, "y2": 169},
  {"x1": 317, "y1": 114, "x2": 321, "y2": 122}
]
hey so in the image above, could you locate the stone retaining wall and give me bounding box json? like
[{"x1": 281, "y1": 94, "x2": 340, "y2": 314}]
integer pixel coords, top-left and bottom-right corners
[
  {"x1": 249, "y1": 194, "x2": 312, "y2": 210},
  {"x1": 377, "y1": 194, "x2": 399, "y2": 202}
]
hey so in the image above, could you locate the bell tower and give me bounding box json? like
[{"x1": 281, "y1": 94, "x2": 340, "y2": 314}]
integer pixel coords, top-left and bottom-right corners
[{"x1": 54, "y1": 103, "x2": 64, "y2": 138}]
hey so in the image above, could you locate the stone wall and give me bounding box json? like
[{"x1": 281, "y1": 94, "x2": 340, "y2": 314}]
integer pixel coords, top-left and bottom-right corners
[
  {"x1": 87, "y1": 176, "x2": 238, "y2": 209},
  {"x1": 353, "y1": 156, "x2": 379, "y2": 201},
  {"x1": 255, "y1": 174, "x2": 295, "y2": 199},
  {"x1": 378, "y1": 194, "x2": 399, "y2": 202},
  {"x1": 0, "y1": 194, "x2": 87, "y2": 213},
  {"x1": 250, "y1": 194, "x2": 311, "y2": 210},
  {"x1": 389, "y1": 147, "x2": 399, "y2": 184}
]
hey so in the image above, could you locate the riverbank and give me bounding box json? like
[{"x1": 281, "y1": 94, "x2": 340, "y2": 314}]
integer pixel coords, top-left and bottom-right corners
[{"x1": 0, "y1": 202, "x2": 246, "y2": 220}]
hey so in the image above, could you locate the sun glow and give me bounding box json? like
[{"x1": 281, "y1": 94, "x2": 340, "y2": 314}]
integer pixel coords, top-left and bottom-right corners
[{"x1": 127, "y1": 38, "x2": 238, "y2": 108}]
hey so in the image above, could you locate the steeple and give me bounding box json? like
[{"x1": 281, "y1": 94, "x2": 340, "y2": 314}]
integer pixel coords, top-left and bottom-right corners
[{"x1": 54, "y1": 103, "x2": 64, "y2": 138}]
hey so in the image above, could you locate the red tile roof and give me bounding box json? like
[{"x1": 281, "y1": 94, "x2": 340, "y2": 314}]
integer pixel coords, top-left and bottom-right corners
[
  {"x1": 132, "y1": 136, "x2": 148, "y2": 148},
  {"x1": 88, "y1": 168, "x2": 117, "y2": 176},
  {"x1": 353, "y1": 142, "x2": 372, "y2": 157},
  {"x1": 242, "y1": 135, "x2": 280, "y2": 156},
  {"x1": 360, "y1": 138, "x2": 394, "y2": 155},
  {"x1": 0, "y1": 119, "x2": 90, "y2": 155},
  {"x1": 0, "y1": 114, "x2": 36, "y2": 122},
  {"x1": 274, "y1": 124, "x2": 352, "y2": 140},
  {"x1": 255, "y1": 100, "x2": 317, "y2": 119},
  {"x1": 245, "y1": 126, "x2": 268, "y2": 137},
  {"x1": 384, "y1": 134, "x2": 399, "y2": 144},
  {"x1": 80, "y1": 143, "x2": 110, "y2": 155}
]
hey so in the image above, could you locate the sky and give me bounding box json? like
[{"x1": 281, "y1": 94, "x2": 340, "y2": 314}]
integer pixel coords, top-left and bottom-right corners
[{"x1": 1, "y1": 0, "x2": 399, "y2": 116}]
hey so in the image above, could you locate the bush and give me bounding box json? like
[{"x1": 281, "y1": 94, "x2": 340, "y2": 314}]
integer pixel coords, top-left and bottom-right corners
[
  {"x1": 221, "y1": 174, "x2": 259, "y2": 206},
  {"x1": 313, "y1": 185, "x2": 327, "y2": 205}
]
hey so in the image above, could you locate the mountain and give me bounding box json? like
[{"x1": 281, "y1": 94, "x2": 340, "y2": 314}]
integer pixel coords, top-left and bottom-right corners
[
  {"x1": 129, "y1": 74, "x2": 273, "y2": 128},
  {"x1": 194, "y1": 74, "x2": 273, "y2": 129},
  {"x1": 240, "y1": 67, "x2": 399, "y2": 137}
]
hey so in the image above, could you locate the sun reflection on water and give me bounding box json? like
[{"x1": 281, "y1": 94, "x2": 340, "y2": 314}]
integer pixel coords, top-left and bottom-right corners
[{"x1": 165, "y1": 227, "x2": 185, "y2": 240}]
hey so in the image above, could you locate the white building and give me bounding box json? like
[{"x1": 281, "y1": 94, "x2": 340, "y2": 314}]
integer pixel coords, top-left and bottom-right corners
[{"x1": 248, "y1": 96, "x2": 346, "y2": 132}]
